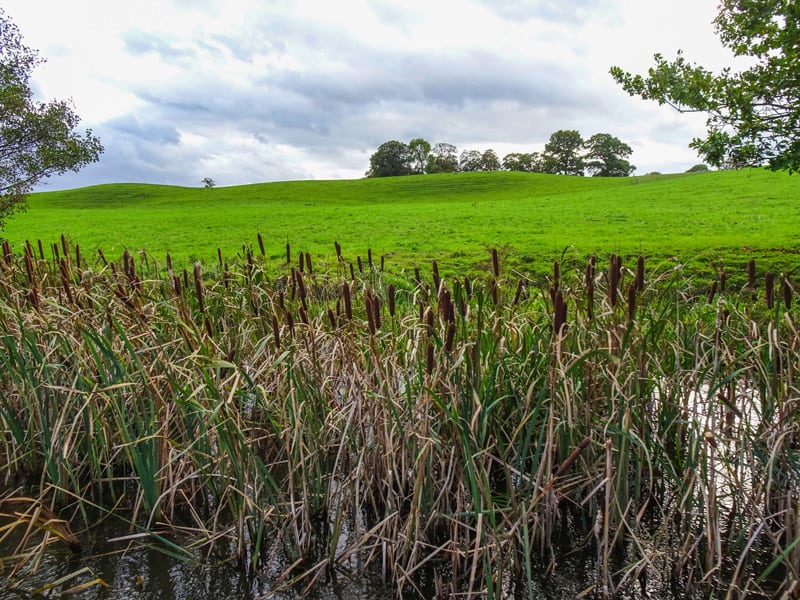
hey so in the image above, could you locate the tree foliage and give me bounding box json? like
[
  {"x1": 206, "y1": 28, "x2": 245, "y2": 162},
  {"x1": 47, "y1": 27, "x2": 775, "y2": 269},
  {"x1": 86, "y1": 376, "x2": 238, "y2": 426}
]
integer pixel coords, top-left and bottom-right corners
[
  {"x1": 584, "y1": 133, "x2": 635, "y2": 177},
  {"x1": 542, "y1": 130, "x2": 585, "y2": 175},
  {"x1": 367, "y1": 132, "x2": 636, "y2": 177},
  {"x1": 0, "y1": 9, "x2": 103, "y2": 228},
  {"x1": 610, "y1": 0, "x2": 800, "y2": 172},
  {"x1": 502, "y1": 152, "x2": 542, "y2": 172},
  {"x1": 366, "y1": 140, "x2": 411, "y2": 177},
  {"x1": 427, "y1": 143, "x2": 458, "y2": 173},
  {"x1": 407, "y1": 138, "x2": 431, "y2": 174},
  {"x1": 458, "y1": 149, "x2": 482, "y2": 172}
]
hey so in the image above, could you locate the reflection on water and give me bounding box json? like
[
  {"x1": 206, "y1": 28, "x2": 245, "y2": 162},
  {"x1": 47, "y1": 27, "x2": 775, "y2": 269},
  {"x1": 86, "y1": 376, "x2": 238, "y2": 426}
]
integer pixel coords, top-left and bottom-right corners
[{"x1": 2, "y1": 514, "x2": 762, "y2": 600}]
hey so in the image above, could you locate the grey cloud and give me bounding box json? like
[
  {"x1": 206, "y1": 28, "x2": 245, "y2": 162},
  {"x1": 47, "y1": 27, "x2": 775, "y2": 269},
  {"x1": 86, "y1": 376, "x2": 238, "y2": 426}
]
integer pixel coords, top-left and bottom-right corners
[
  {"x1": 123, "y1": 30, "x2": 197, "y2": 61},
  {"x1": 475, "y1": 0, "x2": 616, "y2": 24},
  {"x1": 106, "y1": 115, "x2": 181, "y2": 145}
]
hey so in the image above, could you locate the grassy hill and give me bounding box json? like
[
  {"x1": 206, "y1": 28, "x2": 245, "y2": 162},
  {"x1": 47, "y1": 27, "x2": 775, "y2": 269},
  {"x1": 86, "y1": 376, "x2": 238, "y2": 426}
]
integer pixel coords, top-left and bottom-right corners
[{"x1": 2, "y1": 168, "x2": 798, "y2": 278}]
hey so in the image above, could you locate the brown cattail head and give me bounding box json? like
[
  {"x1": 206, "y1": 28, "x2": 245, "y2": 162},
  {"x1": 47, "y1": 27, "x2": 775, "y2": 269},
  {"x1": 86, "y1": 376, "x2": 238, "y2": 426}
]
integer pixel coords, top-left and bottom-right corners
[
  {"x1": 513, "y1": 278, "x2": 523, "y2": 305},
  {"x1": 380, "y1": 254, "x2": 385, "y2": 272},
  {"x1": 349, "y1": 262, "x2": 355, "y2": 281},
  {"x1": 295, "y1": 269, "x2": 307, "y2": 300},
  {"x1": 492, "y1": 248, "x2": 500, "y2": 278},
  {"x1": 491, "y1": 278, "x2": 499, "y2": 306},
  {"x1": 334, "y1": 241, "x2": 342, "y2": 261},
  {"x1": 425, "y1": 306, "x2": 435, "y2": 334},
  {"x1": 298, "y1": 251, "x2": 304, "y2": 272},
  {"x1": 586, "y1": 279, "x2": 594, "y2": 320},
  {"x1": 707, "y1": 280, "x2": 718, "y2": 304},
  {"x1": 342, "y1": 281, "x2": 352, "y2": 320},
  {"x1": 365, "y1": 293, "x2": 376, "y2": 335},
  {"x1": 357, "y1": 255, "x2": 363, "y2": 273},
  {"x1": 426, "y1": 341, "x2": 435, "y2": 375},
  {"x1": 445, "y1": 322, "x2": 456, "y2": 353},
  {"x1": 414, "y1": 267, "x2": 421, "y2": 287},
  {"x1": 327, "y1": 307, "x2": 337, "y2": 329},
  {"x1": 432, "y1": 261, "x2": 441, "y2": 292},
  {"x1": 164, "y1": 252, "x2": 171, "y2": 272},
  {"x1": 635, "y1": 255, "x2": 645, "y2": 292},
  {"x1": 372, "y1": 292, "x2": 381, "y2": 330},
  {"x1": 2, "y1": 240, "x2": 11, "y2": 265},
  {"x1": 305, "y1": 252, "x2": 312, "y2": 274},
  {"x1": 257, "y1": 232, "x2": 265, "y2": 256},
  {"x1": 464, "y1": 276, "x2": 472, "y2": 298},
  {"x1": 747, "y1": 258, "x2": 756, "y2": 289},
  {"x1": 61, "y1": 233, "x2": 68, "y2": 258},
  {"x1": 440, "y1": 287, "x2": 455, "y2": 324},
  {"x1": 286, "y1": 242, "x2": 291, "y2": 264},
  {"x1": 765, "y1": 271, "x2": 775, "y2": 309},
  {"x1": 368, "y1": 248, "x2": 373, "y2": 268},
  {"x1": 218, "y1": 247, "x2": 223, "y2": 269},
  {"x1": 388, "y1": 283, "x2": 396, "y2": 317}
]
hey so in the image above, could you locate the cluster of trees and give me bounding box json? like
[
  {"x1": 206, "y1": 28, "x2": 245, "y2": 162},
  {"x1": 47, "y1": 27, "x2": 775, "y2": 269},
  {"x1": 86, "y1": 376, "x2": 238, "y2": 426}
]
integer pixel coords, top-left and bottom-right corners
[{"x1": 366, "y1": 130, "x2": 636, "y2": 178}]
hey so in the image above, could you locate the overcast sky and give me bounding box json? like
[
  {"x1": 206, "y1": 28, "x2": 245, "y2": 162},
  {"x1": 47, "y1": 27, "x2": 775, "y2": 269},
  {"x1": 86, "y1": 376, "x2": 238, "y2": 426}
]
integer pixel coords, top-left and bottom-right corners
[{"x1": 5, "y1": 0, "x2": 734, "y2": 190}]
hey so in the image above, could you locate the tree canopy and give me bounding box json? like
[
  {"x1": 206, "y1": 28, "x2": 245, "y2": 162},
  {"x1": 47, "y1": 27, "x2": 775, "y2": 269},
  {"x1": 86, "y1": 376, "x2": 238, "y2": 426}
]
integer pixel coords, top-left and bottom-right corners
[
  {"x1": 366, "y1": 131, "x2": 637, "y2": 178},
  {"x1": 0, "y1": 8, "x2": 103, "y2": 229},
  {"x1": 610, "y1": 0, "x2": 800, "y2": 172},
  {"x1": 542, "y1": 130, "x2": 585, "y2": 176},
  {"x1": 584, "y1": 133, "x2": 635, "y2": 177},
  {"x1": 366, "y1": 140, "x2": 411, "y2": 177}
]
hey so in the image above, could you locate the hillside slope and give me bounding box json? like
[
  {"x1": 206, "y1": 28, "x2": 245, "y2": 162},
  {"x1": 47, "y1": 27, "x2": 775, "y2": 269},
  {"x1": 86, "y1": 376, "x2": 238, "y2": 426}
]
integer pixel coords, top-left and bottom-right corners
[{"x1": 2, "y1": 169, "x2": 797, "y2": 276}]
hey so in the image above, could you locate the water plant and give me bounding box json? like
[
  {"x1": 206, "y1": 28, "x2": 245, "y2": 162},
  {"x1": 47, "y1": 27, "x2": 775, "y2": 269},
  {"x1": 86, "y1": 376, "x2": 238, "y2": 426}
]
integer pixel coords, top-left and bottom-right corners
[{"x1": 0, "y1": 237, "x2": 798, "y2": 598}]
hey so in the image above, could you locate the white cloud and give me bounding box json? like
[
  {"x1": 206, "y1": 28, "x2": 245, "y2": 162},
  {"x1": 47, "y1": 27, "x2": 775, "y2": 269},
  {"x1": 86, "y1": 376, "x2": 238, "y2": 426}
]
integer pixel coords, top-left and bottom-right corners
[{"x1": 3, "y1": 0, "x2": 732, "y2": 189}]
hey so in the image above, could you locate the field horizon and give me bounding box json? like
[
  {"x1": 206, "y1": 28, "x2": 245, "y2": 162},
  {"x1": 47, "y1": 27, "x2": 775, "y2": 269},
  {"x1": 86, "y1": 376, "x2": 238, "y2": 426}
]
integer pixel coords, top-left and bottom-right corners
[{"x1": 2, "y1": 167, "x2": 798, "y2": 280}]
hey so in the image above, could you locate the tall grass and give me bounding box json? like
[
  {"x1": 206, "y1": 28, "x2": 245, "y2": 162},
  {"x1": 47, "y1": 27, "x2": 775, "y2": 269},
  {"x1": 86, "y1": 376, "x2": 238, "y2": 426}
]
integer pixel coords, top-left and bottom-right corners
[{"x1": 0, "y1": 236, "x2": 798, "y2": 598}]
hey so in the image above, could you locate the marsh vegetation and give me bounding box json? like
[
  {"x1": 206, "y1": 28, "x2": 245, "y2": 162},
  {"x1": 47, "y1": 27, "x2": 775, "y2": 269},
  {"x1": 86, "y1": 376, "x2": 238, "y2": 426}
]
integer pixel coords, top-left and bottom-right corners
[{"x1": 1, "y1": 235, "x2": 798, "y2": 598}]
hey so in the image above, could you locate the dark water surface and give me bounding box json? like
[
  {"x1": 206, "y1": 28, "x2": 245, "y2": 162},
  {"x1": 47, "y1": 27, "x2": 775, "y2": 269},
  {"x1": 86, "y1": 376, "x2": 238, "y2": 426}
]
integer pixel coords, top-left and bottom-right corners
[{"x1": 3, "y1": 517, "x2": 761, "y2": 600}]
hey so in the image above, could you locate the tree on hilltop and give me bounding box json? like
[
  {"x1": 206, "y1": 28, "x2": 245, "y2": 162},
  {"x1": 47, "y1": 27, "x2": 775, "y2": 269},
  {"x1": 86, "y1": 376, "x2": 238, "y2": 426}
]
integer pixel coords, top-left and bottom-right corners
[
  {"x1": 480, "y1": 149, "x2": 501, "y2": 171},
  {"x1": 408, "y1": 138, "x2": 431, "y2": 174},
  {"x1": 366, "y1": 140, "x2": 411, "y2": 177},
  {"x1": 426, "y1": 143, "x2": 459, "y2": 173},
  {"x1": 542, "y1": 130, "x2": 585, "y2": 175},
  {"x1": 0, "y1": 8, "x2": 103, "y2": 229},
  {"x1": 584, "y1": 133, "x2": 635, "y2": 176},
  {"x1": 459, "y1": 149, "x2": 482, "y2": 172},
  {"x1": 502, "y1": 152, "x2": 542, "y2": 172},
  {"x1": 611, "y1": 0, "x2": 800, "y2": 172}
]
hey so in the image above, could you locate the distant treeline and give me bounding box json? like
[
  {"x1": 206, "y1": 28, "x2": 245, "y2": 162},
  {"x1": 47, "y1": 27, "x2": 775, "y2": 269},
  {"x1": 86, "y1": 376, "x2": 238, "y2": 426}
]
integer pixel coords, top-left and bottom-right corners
[{"x1": 366, "y1": 130, "x2": 635, "y2": 178}]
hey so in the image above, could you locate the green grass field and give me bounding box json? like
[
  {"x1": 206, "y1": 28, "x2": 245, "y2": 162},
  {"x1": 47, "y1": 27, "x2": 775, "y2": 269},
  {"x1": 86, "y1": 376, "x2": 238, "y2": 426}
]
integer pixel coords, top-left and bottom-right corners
[{"x1": 2, "y1": 168, "x2": 798, "y2": 279}]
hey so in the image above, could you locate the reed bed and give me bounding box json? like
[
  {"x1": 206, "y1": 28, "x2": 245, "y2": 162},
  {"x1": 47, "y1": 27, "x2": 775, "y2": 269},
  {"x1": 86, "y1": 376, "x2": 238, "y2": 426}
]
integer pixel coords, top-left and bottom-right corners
[{"x1": 0, "y1": 236, "x2": 798, "y2": 598}]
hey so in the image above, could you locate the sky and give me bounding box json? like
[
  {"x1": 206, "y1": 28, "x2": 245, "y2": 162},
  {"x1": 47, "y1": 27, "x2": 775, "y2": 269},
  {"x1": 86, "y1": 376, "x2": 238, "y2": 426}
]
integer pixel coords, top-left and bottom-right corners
[{"x1": 4, "y1": 0, "x2": 736, "y2": 190}]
